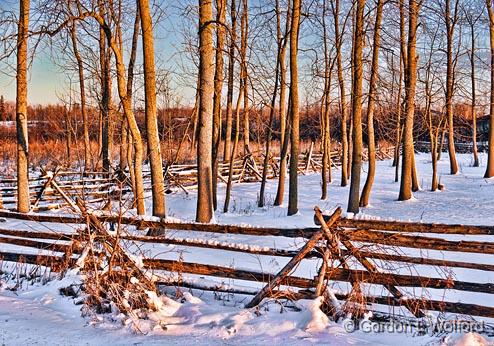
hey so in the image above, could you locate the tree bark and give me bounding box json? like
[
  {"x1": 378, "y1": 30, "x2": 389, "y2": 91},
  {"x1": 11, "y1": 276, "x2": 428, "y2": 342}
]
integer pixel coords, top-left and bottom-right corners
[
  {"x1": 121, "y1": 4, "x2": 140, "y2": 173},
  {"x1": 16, "y1": 0, "x2": 30, "y2": 213},
  {"x1": 485, "y1": 0, "x2": 494, "y2": 178},
  {"x1": 321, "y1": 0, "x2": 333, "y2": 200},
  {"x1": 445, "y1": 0, "x2": 459, "y2": 175},
  {"x1": 274, "y1": 2, "x2": 290, "y2": 206},
  {"x1": 212, "y1": 0, "x2": 227, "y2": 211},
  {"x1": 196, "y1": 0, "x2": 215, "y2": 222},
  {"x1": 139, "y1": 0, "x2": 166, "y2": 217},
  {"x1": 287, "y1": 0, "x2": 301, "y2": 216},
  {"x1": 99, "y1": 1, "x2": 112, "y2": 173},
  {"x1": 347, "y1": 0, "x2": 365, "y2": 214}
]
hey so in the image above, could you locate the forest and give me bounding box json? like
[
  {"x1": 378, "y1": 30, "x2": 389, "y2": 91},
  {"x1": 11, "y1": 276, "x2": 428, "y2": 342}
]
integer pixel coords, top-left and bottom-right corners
[{"x1": 1, "y1": 0, "x2": 494, "y2": 345}]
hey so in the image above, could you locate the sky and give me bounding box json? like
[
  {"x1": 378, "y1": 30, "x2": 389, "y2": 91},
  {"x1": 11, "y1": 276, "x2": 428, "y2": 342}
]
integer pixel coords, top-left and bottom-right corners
[{"x1": 0, "y1": 0, "x2": 197, "y2": 106}]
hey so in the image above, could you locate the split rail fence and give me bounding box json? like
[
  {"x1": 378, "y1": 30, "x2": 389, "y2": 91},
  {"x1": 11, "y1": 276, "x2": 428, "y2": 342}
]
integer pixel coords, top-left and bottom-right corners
[
  {"x1": 0, "y1": 206, "x2": 493, "y2": 320},
  {"x1": 0, "y1": 145, "x2": 395, "y2": 212}
]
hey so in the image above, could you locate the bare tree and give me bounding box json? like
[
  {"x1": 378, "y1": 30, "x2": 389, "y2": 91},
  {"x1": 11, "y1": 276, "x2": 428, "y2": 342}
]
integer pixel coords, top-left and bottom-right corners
[
  {"x1": 98, "y1": 0, "x2": 112, "y2": 173},
  {"x1": 16, "y1": 0, "x2": 30, "y2": 213},
  {"x1": 347, "y1": 0, "x2": 365, "y2": 213},
  {"x1": 398, "y1": 0, "x2": 421, "y2": 201},
  {"x1": 287, "y1": 0, "x2": 301, "y2": 216},
  {"x1": 274, "y1": 2, "x2": 290, "y2": 206},
  {"x1": 259, "y1": 0, "x2": 283, "y2": 208},
  {"x1": 240, "y1": 0, "x2": 250, "y2": 152},
  {"x1": 196, "y1": 0, "x2": 215, "y2": 222},
  {"x1": 69, "y1": 21, "x2": 91, "y2": 171},
  {"x1": 139, "y1": 0, "x2": 166, "y2": 217},
  {"x1": 331, "y1": 0, "x2": 349, "y2": 187},
  {"x1": 464, "y1": 4, "x2": 482, "y2": 167},
  {"x1": 360, "y1": 0, "x2": 384, "y2": 207},
  {"x1": 321, "y1": 0, "x2": 335, "y2": 200},
  {"x1": 212, "y1": 0, "x2": 227, "y2": 210},
  {"x1": 223, "y1": 0, "x2": 237, "y2": 163},
  {"x1": 444, "y1": 0, "x2": 460, "y2": 175},
  {"x1": 485, "y1": 0, "x2": 494, "y2": 177}
]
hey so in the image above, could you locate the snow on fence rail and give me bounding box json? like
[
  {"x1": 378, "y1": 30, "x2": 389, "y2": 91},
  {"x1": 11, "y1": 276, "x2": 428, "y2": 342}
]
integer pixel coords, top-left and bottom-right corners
[{"x1": 0, "y1": 205, "x2": 493, "y2": 320}]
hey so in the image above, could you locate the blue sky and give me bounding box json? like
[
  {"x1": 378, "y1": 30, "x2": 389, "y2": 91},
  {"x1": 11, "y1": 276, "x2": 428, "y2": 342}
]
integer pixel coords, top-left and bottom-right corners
[{"x1": 0, "y1": 0, "x2": 197, "y2": 105}]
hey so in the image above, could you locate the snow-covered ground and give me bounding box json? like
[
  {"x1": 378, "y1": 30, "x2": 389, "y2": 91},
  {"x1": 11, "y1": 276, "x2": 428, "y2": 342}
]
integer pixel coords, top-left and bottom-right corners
[{"x1": 1, "y1": 153, "x2": 494, "y2": 345}]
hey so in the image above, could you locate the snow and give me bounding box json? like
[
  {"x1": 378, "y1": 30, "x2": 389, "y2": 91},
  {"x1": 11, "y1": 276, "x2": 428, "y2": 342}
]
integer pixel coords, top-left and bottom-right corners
[{"x1": 1, "y1": 153, "x2": 494, "y2": 345}]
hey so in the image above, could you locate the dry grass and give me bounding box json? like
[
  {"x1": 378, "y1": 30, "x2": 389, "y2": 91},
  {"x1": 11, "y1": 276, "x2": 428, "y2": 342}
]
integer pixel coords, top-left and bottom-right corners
[{"x1": 0, "y1": 137, "x2": 326, "y2": 175}]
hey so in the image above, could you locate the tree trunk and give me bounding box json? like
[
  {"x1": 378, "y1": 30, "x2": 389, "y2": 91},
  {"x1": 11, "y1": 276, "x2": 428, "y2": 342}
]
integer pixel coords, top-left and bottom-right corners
[
  {"x1": 445, "y1": 0, "x2": 458, "y2": 175},
  {"x1": 331, "y1": 0, "x2": 348, "y2": 187},
  {"x1": 398, "y1": 0, "x2": 420, "y2": 201},
  {"x1": 485, "y1": 0, "x2": 494, "y2": 178},
  {"x1": 411, "y1": 149, "x2": 419, "y2": 192},
  {"x1": 321, "y1": 0, "x2": 332, "y2": 200},
  {"x1": 65, "y1": 106, "x2": 72, "y2": 163},
  {"x1": 139, "y1": 0, "x2": 166, "y2": 217},
  {"x1": 70, "y1": 22, "x2": 91, "y2": 171},
  {"x1": 223, "y1": 80, "x2": 244, "y2": 213},
  {"x1": 99, "y1": 5, "x2": 111, "y2": 173},
  {"x1": 347, "y1": 0, "x2": 365, "y2": 214},
  {"x1": 122, "y1": 4, "x2": 141, "y2": 173},
  {"x1": 240, "y1": 0, "x2": 250, "y2": 153},
  {"x1": 212, "y1": 0, "x2": 227, "y2": 211},
  {"x1": 259, "y1": 0, "x2": 283, "y2": 208},
  {"x1": 196, "y1": 0, "x2": 215, "y2": 222},
  {"x1": 223, "y1": 0, "x2": 237, "y2": 162},
  {"x1": 287, "y1": 0, "x2": 301, "y2": 216},
  {"x1": 274, "y1": 2, "x2": 290, "y2": 206},
  {"x1": 120, "y1": 119, "x2": 128, "y2": 170},
  {"x1": 16, "y1": 0, "x2": 30, "y2": 213},
  {"x1": 360, "y1": 0, "x2": 383, "y2": 207},
  {"x1": 470, "y1": 23, "x2": 479, "y2": 168}
]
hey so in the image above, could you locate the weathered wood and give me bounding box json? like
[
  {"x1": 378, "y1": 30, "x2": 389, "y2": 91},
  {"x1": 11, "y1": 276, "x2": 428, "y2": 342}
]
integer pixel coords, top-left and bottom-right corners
[
  {"x1": 317, "y1": 207, "x2": 424, "y2": 317},
  {"x1": 332, "y1": 292, "x2": 494, "y2": 318},
  {"x1": 32, "y1": 169, "x2": 60, "y2": 209},
  {"x1": 0, "y1": 228, "x2": 74, "y2": 240},
  {"x1": 123, "y1": 234, "x2": 308, "y2": 258},
  {"x1": 0, "y1": 251, "x2": 75, "y2": 269},
  {"x1": 355, "y1": 250, "x2": 494, "y2": 272},
  {"x1": 245, "y1": 207, "x2": 342, "y2": 308},
  {"x1": 146, "y1": 258, "x2": 315, "y2": 289},
  {"x1": 315, "y1": 215, "x2": 494, "y2": 235},
  {"x1": 0, "y1": 235, "x2": 74, "y2": 253},
  {"x1": 344, "y1": 229, "x2": 494, "y2": 254},
  {"x1": 342, "y1": 235, "x2": 424, "y2": 317},
  {"x1": 50, "y1": 180, "x2": 79, "y2": 212},
  {"x1": 326, "y1": 267, "x2": 494, "y2": 294},
  {"x1": 157, "y1": 279, "x2": 316, "y2": 300}
]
